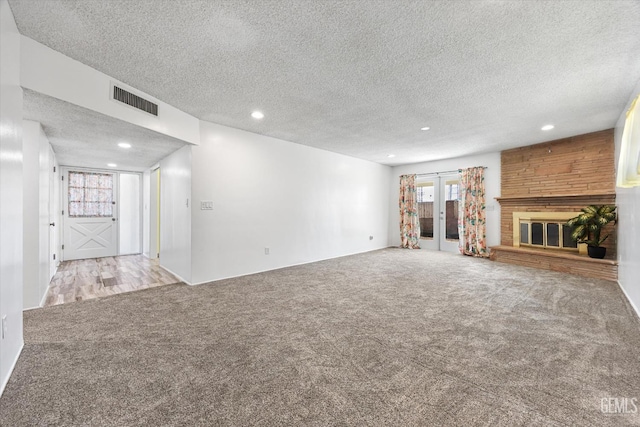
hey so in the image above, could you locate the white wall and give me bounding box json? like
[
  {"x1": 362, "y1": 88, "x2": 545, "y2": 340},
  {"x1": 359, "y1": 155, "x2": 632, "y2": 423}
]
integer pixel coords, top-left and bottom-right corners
[
  {"x1": 22, "y1": 120, "x2": 52, "y2": 309},
  {"x1": 191, "y1": 121, "x2": 392, "y2": 284},
  {"x1": 614, "y1": 77, "x2": 640, "y2": 318},
  {"x1": 21, "y1": 120, "x2": 39, "y2": 309},
  {"x1": 159, "y1": 146, "x2": 191, "y2": 282},
  {"x1": 20, "y1": 36, "x2": 200, "y2": 145},
  {"x1": 0, "y1": 0, "x2": 24, "y2": 396},
  {"x1": 389, "y1": 152, "x2": 502, "y2": 248}
]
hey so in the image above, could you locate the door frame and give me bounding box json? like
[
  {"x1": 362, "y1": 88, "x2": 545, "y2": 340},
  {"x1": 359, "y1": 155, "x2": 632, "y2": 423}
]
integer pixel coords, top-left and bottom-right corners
[
  {"x1": 149, "y1": 167, "x2": 160, "y2": 259},
  {"x1": 417, "y1": 174, "x2": 460, "y2": 253},
  {"x1": 118, "y1": 171, "x2": 144, "y2": 256},
  {"x1": 60, "y1": 166, "x2": 120, "y2": 261},
  {"x1": 48, "y1": 146, "x2": 59, "y2": 280},
  {"x1": 438, "y1": 174, "x2": 460, "y2": 253},
  {"x1": 417, "y1": 177, "x2": 439, "y2": 251}
]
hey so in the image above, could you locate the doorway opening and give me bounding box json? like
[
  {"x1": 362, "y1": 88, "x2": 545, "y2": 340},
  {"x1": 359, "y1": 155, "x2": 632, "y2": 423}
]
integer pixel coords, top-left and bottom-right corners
[
  {"x1": 417, "y1": 174, "x2": 460, "y2": 253},
  {"x1": 61, "y1": 167, "x2": 142, "y2": 261}
]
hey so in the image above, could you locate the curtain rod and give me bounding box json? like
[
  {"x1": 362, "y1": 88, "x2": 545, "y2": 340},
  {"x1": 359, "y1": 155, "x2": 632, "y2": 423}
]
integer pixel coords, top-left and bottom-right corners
[{"x1": 416, "y1": 166, "x2": 487, "y2": 178}]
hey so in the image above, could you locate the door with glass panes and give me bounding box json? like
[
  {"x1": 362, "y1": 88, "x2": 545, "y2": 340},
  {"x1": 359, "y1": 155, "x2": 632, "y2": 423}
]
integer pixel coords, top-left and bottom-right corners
[
  {"x1": 62, "y1": 169, "x2": 118, "y2": 260},
  {"x1": 416, "y1": 174, "x2": 460, "y2": 253}
]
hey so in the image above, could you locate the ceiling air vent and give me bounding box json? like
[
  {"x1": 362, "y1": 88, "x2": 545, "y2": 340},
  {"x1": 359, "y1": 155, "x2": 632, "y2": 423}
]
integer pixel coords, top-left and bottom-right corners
[{"x1": 112, "y1": 85, "x2": 158, "y2": 116}]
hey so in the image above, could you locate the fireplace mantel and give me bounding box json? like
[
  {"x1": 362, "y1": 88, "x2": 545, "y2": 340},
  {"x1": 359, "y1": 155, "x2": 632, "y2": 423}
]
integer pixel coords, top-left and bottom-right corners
[{"x1": 496, "y1": 193, "x2": 615, "y2": 206}]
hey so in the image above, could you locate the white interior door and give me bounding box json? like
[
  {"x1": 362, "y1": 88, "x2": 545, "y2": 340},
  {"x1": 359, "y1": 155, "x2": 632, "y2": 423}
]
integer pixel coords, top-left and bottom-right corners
[
  {"x1": 48, "y1": 147, "x2": 58, "y2": 279},
  {"x1": 62, "y1": 168, "x2": 118, "y2": 260},
  {"x1": 417, "y1": 174, "x2": 460, "y2": 253}
]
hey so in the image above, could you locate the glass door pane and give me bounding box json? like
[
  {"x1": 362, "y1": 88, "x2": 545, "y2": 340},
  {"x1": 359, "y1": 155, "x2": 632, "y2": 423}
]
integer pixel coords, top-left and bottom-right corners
[
  {"x1": 416, "y1": 179, "x2": 438, "y2": 250},
  {"x1": 531, "y1": 222, "x2": 544, "y2": 246},
  {"x1": 417, "y1": 182, "x2": 434, "y2": 240},
  {"x1": 439, "y1": 176, "x2": 460, "y2": 253},
  {"x1": 546, "y1": 223, "x2": 560, "y2": 247},
  {"x1": 444, "y1": 180, "x2": 460, "y2": 241}
]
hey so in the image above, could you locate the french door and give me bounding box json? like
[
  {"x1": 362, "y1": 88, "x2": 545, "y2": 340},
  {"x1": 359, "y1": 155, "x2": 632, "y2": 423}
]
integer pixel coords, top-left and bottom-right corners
[
  {"x1": 62, "y1": 168, "x2": 118, "y2": 260},
  {"x1": 416, "y1": 174, "x2": 460, "y2": 253}
]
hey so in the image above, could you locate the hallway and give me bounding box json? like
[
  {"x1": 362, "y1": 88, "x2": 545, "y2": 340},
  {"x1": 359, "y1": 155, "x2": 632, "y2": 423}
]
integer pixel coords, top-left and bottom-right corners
[{"x1": 44, "y1": 255, "x2": 181, "y2": 307}]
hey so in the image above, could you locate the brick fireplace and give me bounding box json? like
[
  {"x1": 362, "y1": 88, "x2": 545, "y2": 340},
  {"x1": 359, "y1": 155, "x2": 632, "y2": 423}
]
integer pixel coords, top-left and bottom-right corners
[{"x1": 491, "y1": 129, "x2": 617, "y2": 281}]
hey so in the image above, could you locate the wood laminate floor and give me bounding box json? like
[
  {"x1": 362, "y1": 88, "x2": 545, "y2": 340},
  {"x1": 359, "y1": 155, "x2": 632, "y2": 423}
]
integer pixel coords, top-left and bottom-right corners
[{"x1": 44, "y1": 255, "x2": 180, "y2": 307}]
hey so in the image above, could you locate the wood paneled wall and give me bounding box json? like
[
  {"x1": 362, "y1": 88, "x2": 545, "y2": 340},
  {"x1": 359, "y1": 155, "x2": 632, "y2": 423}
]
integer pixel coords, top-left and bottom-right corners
[{"x1": 501, "y1": 129, "x2": 615, "y2": 198}]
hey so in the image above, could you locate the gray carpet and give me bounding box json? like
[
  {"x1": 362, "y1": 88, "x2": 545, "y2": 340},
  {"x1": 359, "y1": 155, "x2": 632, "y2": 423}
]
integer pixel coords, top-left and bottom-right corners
[{"x1": 1, "y1": 248, "x2": 639, "y2": 426}]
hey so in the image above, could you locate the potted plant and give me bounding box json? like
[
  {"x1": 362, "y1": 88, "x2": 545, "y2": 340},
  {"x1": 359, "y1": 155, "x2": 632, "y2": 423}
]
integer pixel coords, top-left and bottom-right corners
[{"x1": 567, "y1": 205, "x2": 617, "y2": 259}]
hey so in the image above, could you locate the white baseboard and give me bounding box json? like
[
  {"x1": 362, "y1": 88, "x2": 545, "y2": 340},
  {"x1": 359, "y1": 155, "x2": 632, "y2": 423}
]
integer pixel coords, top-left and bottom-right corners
[
  {"x1": 617, "y1": 280, "x2": 640, "y2": 320},
  {"x1": 39, "y1": 283, "x2": 50, "y2": 307},
  {"x1": 189, "y1": 246, "x2": 392, "y2": 286},
  {"x1": 0, "y1": 342, "x2": 24, "y2": 398},
  {"x1": 158, "y1": 265, "x2": 191, "y2": 286},
  {"x1": 38, "y1": 267, "x2": 56, "y2": 308},
  {"x1": 23, "y1": 284, "x2": 52, "y2": 311}
]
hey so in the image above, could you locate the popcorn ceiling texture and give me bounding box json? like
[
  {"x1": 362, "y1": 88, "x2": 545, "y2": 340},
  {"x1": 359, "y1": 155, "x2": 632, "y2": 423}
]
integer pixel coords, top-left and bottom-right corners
[
  {"x1": 23, "y1": 89, "x2": 187, "y2": 171},
  {"x1": 8, "y1": 0, "x2": 640, "y2": 165}
]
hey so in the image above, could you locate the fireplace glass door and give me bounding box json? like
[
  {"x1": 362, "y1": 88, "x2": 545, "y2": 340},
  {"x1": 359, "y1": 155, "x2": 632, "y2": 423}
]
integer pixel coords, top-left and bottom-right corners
[{"x1": 519, "y1": 220, "x2": 578, "y2": 251}]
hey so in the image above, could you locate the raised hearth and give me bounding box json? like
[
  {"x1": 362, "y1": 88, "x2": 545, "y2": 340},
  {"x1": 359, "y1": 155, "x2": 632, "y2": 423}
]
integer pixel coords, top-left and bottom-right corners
[{"x1": 490, "y1": 245, "x2": 617, "y2": 282}]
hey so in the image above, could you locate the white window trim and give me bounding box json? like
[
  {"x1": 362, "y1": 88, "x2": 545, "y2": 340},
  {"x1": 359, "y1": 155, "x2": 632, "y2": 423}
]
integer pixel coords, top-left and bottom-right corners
[{"x1": 617, "y1": 94, "x2": 640, "y2": 188}]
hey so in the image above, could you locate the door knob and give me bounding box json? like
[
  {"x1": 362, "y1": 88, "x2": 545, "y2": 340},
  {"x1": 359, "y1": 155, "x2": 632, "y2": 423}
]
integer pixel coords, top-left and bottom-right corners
[
  {"x1": 112, "y1": 218, "x2": 117, "y2": 221},
  {"x1": 49, "y1": 222, "x2": 55, "y2": 227}
]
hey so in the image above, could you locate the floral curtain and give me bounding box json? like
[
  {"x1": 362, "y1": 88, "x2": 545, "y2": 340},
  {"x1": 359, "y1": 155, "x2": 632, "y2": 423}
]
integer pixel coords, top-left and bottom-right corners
[
  {"x1": 458, "y1": 167, "x2": 488, "y2": 257},
  {"x1": 399, "y1": 174, "x2": 421, "y2": 249}
]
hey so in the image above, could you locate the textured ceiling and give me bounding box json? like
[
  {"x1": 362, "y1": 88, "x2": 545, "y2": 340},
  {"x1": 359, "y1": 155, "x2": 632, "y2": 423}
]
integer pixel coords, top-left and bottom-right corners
[
  {"x1": 23, "y1": 90, "x2": 187, "y2": 172},
  {"x1": 9, "y1": 0, "x2": 640, "y2": 166}
]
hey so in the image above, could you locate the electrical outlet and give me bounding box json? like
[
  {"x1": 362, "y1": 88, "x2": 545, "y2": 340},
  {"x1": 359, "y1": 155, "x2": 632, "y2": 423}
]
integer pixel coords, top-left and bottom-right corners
[
  {"x1": 264, "y1": 247, "x2": 270, "y2": 255},
  {"x1": 2, "y1": 315, "x2": 7, "y2": 339}
]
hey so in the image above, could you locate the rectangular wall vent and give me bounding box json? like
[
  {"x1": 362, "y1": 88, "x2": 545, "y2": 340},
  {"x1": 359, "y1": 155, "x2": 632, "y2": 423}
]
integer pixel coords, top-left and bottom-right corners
[{"x1": 113, "y1": 85, "x2": 158, "y2": 116}]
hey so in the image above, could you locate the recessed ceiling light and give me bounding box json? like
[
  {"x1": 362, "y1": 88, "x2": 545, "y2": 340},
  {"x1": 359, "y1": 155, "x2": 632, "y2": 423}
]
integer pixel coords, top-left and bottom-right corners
[
  {"x1": 541, "y1": 124, "x2": 554, "y2": 131},
  {"x1": 387, "y1": 154, "x2": 396, "y2": 158},
  {"x1": 251, "y1": 111, "x2": 264, "y2": 120},
  {"x1": 107, "y1": 163, "x2": 117, "y2": 167},
  {"x1": 118, "y1": 142, "x2": 131, "y2": 148},
  {"x1": 420, "y1": 126, "x2": 430, "y2": 131}
]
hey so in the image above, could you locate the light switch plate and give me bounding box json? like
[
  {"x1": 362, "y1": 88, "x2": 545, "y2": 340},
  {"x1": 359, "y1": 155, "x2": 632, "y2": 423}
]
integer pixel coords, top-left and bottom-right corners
[{"x1": 201, "y1": 201, "x2": 213, "y2": 210}]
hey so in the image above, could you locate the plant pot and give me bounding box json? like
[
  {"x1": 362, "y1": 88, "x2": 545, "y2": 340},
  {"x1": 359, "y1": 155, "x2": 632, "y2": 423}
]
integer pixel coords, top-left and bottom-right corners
[{"x1": 587, "y1": 245, "x2": 606, "y2": 259}]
